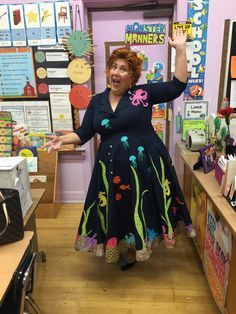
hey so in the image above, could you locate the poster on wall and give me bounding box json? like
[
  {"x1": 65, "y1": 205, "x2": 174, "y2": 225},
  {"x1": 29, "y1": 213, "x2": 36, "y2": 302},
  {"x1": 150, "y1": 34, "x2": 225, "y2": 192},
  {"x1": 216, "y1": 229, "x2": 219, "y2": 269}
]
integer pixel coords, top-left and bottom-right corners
[
  {"x1": 0, "y1": 47, "x2": 37, "y2": 98},
  {"x1": 124, "y1": 22, "x2": 166, "y2": 45},
  {"x1": 203, "y1": 199, "x2": 232, "y2": 312},
  {"x1": 0, "y1": 5, "x2": 11, "y2": 47},
  {"x1": 0, "y1": 101, "x2": 51, "y2": 133},
  {"x1": 146, "y1": 61, "x2": 165, "y2": 84},
  {"x1": 184, "y1": 0, "x2": 209, "y2": 100},
  {"x1": 190, "y1": 178, "x2": 207, "y2": 259},
  {"x1": 33, "y1": 46, "x2": 71, "y2": 98}
]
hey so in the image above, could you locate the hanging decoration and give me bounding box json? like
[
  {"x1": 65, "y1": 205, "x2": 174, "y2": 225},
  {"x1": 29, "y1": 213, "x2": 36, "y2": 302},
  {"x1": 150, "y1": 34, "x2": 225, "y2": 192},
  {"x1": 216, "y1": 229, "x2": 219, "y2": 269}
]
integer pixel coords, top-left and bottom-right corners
[
  {"x1": 184, "y1": 0, "x2": 209, "y2": 100},
  {"x1": 63, "y1": 30, "x2": 94, "y2": 57},
  {"x1": 67, "y1": 58, "x2": 92, "y2": 84},
  {"x1": 69, "y1": 85, "x2": 91, "y2": 109}
]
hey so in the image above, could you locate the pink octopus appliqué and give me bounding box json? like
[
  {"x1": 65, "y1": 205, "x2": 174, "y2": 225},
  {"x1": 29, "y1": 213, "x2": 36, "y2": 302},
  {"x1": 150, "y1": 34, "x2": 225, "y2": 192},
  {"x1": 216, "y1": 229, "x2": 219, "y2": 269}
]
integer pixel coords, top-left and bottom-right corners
[{"x1": 129, "y1": 89, "x2": 148, "y2": 107}]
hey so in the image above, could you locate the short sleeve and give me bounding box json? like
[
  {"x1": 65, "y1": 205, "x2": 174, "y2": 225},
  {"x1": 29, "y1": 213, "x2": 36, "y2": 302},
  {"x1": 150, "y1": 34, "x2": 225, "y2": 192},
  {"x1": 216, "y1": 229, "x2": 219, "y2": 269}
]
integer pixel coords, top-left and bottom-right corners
[
  {"x1": 146, "y1": 76, "x2": 187, "y2": 105},
  {"x1": 74, "y1": 97, "x2": 95, "y2": 145}
]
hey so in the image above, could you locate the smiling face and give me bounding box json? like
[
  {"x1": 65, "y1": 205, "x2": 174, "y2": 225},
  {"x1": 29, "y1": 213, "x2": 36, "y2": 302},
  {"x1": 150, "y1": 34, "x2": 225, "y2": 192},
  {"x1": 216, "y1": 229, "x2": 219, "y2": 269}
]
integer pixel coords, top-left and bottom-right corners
[{"x1": 108, "y1": 59, "x2": 132, "y2": 96}]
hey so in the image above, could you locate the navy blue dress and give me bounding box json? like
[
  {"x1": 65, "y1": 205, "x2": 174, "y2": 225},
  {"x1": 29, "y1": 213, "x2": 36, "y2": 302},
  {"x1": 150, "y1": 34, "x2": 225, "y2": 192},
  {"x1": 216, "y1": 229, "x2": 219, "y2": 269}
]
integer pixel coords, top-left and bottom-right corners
[{"x1": 74, "y1": 77, "x2": 194, "y2": 263}]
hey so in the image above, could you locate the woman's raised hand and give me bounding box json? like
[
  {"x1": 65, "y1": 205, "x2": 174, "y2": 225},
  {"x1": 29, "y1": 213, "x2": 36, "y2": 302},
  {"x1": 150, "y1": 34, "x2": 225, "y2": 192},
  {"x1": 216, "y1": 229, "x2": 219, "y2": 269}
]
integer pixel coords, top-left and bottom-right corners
[
  {"x1": 41, "y1": 135, "x2": 62, "y2": 153},
  {"x1": 168, "y1": 27, "x2": 187, "y2": 49}
]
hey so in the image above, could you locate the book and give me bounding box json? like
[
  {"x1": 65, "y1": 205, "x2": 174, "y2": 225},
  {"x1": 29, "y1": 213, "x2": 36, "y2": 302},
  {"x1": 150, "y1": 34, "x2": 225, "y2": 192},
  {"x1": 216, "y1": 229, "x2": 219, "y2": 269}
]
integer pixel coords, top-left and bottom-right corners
[
  {"x1": 199, "y1": 144, "x2": 216, "y2": 174},
  {"x1": 28, "y1": 133, "x2": 46, "y2": 151},
  {"x1": 16, "y1": 146, "x2": 38, "y2": 157}
]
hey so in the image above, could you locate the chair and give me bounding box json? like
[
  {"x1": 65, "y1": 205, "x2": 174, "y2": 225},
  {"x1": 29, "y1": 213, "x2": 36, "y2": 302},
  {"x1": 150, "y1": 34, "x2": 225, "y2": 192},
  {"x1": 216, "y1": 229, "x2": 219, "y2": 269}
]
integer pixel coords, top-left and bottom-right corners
[
  {"x1": 0, "y1": 246, "x2": 40, "y2": 314},
  {"x1": 58, "y1": 6, "x2": 68, "y2": 22}
]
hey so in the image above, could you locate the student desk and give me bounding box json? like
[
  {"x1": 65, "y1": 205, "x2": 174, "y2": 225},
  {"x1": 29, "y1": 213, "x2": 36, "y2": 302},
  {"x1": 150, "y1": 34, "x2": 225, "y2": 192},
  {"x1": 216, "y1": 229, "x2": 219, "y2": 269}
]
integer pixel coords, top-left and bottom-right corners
[
  {"x1": 24, "y1": 188, "x2": 45, "y2": 252},
  {"x1": 0, "y1": 231, "x2": 33, "y2": 306}
]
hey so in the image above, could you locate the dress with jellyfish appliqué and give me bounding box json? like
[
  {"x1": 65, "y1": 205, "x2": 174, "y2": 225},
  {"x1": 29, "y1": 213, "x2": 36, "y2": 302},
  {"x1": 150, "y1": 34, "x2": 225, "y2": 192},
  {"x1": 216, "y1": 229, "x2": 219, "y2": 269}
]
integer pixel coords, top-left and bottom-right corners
[{"x1": 74, "y1": 77, "x2": 195, "y2": 263}]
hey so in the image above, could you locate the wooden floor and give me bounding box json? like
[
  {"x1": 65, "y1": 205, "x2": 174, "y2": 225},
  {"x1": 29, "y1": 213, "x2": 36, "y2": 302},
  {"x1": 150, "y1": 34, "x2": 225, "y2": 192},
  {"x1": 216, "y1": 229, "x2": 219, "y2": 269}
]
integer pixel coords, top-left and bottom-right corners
[{"x1": 34, "y1": 204, "x2": 220, "y2": 314}]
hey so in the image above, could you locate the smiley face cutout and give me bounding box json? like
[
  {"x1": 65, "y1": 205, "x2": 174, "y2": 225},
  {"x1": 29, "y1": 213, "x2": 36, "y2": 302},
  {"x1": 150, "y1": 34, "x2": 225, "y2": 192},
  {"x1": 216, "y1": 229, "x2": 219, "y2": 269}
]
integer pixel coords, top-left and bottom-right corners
[{"x1": 67, "y1": 58, "x2": 91, "y2": 84}]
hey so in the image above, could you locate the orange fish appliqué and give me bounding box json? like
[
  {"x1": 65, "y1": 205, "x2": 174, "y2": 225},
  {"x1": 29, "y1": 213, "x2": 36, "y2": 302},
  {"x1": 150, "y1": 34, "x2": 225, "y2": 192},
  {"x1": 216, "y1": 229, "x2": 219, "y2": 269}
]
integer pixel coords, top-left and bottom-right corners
[
  {"x1": 113, "y1": 176, "x2": 121, "y2": 184},
  {"x1": 119, "y1": 184, "x2": 131, "y2": 190},
  {"x1": 115, "y1": 193, "x2": 122, "y2": 201}
]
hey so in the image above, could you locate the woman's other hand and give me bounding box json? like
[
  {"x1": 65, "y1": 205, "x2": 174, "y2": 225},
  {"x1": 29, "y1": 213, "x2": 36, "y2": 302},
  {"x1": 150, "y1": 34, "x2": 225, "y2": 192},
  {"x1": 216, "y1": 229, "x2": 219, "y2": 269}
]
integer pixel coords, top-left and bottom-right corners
[
  {"x1": 41, "y1": 135, "x2": 62, "y2": 153},
  {"x1": 168, "y1": 28, "x2": 187, "y2": 50}
]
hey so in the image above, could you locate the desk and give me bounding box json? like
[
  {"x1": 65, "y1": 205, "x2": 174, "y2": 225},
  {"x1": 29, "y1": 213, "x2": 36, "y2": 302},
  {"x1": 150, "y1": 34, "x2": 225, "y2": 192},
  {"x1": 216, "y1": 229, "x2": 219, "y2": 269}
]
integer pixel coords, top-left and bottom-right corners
[
  {"x1": 24, "y1": 189, "x2": 45, "y2": 252},
  {"x1": 179, "y1": 145, "x2": 236, "y2": 314},
  {"x1": 0, "y1": 231, "x2": 33, "y2": 305}
]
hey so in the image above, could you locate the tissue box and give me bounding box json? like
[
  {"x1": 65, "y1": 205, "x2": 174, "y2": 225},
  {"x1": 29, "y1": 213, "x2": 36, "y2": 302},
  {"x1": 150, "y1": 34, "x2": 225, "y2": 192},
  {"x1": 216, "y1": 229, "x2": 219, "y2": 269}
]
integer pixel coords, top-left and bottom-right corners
[
  {"x1": 0, "y1": 157, "x2": 32, "y2": 217},
  {"x1": 215, "y1": 161, "x2": 225, "y2": 186}
]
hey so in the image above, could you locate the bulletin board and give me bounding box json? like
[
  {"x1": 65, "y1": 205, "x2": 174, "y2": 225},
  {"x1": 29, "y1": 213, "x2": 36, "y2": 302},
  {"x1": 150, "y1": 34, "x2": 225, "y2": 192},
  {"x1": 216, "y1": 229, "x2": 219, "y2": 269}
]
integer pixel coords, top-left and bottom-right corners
[
  {"x1": 33, "y1": 46, "x2": 71, "y2": 99},
  {"x1": 218, "y1": 19, "x2": 236, "y2": 110}
]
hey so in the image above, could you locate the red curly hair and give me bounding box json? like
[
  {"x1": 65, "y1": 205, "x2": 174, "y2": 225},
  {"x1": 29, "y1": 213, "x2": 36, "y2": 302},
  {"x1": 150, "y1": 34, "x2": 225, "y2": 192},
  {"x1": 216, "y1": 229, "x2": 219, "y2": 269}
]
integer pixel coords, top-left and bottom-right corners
[{"x1": 107, "y1": 47, "x2": 143, "y2": 86}]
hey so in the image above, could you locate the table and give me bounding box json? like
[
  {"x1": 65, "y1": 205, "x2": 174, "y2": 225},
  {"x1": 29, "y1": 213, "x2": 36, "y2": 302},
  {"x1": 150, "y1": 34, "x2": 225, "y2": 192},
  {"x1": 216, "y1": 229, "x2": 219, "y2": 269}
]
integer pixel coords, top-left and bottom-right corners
[{"x1": 0, "y1": 231, "x2": 33, "y2": 305}]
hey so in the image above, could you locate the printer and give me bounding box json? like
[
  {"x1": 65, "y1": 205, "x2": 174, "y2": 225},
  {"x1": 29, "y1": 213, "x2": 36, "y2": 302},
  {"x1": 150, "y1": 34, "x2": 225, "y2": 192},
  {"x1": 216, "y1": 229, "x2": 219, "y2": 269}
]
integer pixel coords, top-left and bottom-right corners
[{"x1": 186, "y1": 129, "x2": 206, "y2": 151}]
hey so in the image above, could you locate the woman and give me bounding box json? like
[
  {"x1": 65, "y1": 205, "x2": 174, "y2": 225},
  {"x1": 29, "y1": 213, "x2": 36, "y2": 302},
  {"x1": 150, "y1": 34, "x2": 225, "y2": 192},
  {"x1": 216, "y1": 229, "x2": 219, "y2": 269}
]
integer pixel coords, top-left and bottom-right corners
[{"x1": 43, "y1": 28, "x2": 195, "y2": 270}]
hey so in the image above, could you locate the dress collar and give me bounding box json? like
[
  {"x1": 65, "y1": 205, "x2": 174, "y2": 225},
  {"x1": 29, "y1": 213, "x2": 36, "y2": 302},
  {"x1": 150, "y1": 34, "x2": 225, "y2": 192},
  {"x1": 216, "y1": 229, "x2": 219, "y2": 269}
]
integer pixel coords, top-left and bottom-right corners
[{"x1": 99, "y1": 87, "x2": 135, "y2": 114}]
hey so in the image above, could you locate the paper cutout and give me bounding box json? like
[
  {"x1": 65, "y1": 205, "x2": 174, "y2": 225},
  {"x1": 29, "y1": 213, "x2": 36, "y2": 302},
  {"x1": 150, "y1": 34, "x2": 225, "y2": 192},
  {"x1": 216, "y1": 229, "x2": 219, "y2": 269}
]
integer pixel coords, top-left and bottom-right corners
[
  {"x1": 63, "y1": 30, "x2": 93, "y2": 57},
  {"x1": 67, "y1": 58, "x2": 91, "y2": 84},
  {"x1": 69, "y1": 85, "x2": 91, "y2": 109},
  {"x1": 172, "y1": 21, "x2": 193, "y2": 42}
]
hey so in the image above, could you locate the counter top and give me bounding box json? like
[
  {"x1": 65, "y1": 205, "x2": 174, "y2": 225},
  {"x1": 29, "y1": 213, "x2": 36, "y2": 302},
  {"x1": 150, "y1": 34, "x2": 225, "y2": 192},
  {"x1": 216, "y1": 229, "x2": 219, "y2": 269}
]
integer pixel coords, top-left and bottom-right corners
[{"x1": 181, "y1": 152, "x2": 236, "y2": 238}]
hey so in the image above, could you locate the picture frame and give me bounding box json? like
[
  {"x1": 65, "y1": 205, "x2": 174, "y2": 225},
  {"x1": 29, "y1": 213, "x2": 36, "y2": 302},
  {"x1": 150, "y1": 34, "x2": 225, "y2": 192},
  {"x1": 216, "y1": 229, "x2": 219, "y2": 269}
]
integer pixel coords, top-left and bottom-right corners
[
  {"x1": 184, "y1": 100, "x2": 209, "y2": 119},
  {"x1": 199, "y1": 144, "x2": 216, "y2": 174}
]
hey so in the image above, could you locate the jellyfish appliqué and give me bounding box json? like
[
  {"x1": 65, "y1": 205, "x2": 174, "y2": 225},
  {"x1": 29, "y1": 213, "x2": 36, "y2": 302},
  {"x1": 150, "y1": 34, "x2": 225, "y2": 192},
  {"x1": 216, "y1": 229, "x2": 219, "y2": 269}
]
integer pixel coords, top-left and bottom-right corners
[
  {"x1": 101, "y1": 119, "x2": 111, "y2": 129},
  {"x1": 129, "y1": 155, "x2": 137, "y2": 169},
  {"x1": 121, "y1": 136, "x2": 130, "y2": 149},
  {"x1": 137, "y1": 146, "x2": 145, "y2": 161}
]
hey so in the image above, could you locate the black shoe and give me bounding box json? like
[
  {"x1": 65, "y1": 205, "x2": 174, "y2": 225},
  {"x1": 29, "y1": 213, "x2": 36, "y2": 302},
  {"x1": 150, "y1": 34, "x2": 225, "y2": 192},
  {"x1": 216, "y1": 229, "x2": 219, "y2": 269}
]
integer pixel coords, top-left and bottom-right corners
[{"x1": 120, "y1": 259, "x2": 136, "y2": 271}]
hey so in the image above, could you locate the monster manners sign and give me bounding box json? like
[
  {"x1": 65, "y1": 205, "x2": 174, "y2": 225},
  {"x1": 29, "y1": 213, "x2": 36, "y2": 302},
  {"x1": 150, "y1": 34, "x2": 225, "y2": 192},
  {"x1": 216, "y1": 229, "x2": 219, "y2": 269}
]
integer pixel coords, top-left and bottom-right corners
[
  {"x1": 125, "y1": 22, "x2": 166, "y2": 45},
  {"x1": 184, "y1": 0, "x2": 209, "y2": 100}
]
